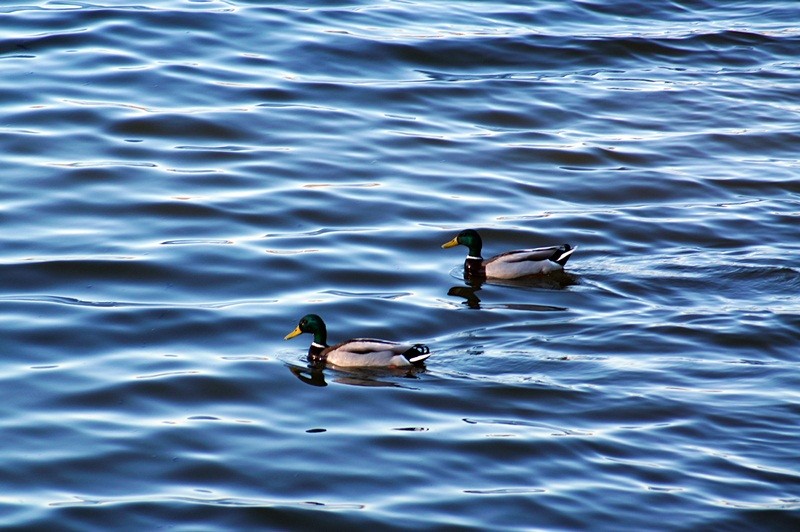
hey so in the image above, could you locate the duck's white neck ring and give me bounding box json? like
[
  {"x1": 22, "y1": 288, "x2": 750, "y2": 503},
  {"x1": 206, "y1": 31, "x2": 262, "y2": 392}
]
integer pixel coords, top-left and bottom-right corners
[
  {"x1": 467, "y1": 255, "x2": 482, "y2": 260},
  {"x1": 311, "y1": 342, "x2": 325, "y2": 348}
]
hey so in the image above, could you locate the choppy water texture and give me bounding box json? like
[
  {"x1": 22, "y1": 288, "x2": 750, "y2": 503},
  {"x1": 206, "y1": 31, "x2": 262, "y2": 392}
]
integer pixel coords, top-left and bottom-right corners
[{"x1": 2, "y1": 1, "x2": 800, "y2": 529}]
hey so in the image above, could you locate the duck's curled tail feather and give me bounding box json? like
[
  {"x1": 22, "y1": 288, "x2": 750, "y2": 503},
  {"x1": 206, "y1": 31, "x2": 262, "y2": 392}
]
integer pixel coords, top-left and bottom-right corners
[
  {"x1": 403, "y1": 344, "x2": 431, "y2": 365},
  {"x1": 555, "y1": 244, "x2": 577, "y2": 266}
]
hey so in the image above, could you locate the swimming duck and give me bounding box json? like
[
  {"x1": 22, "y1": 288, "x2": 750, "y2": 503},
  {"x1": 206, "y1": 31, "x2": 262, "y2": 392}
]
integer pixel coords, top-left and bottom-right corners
[
  {"x1": 284, "y1": 314, "x2": 431, "y2": 368},
  {"x1": 442, "y1": 229, "x2": 576, "y2": 279}
]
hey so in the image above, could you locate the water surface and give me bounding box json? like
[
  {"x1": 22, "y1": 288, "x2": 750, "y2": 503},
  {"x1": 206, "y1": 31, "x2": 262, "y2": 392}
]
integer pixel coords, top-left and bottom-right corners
[{"x1": 2, "y1": 1, "x2": 800, "y2": 529}]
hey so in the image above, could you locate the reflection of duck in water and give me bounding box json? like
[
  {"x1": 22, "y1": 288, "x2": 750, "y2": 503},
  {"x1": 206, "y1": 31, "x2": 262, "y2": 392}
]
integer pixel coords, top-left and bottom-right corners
[
  {"x1": 447, "y1": 284, "x2": 568, "y2": 312},
  {"x1": 287, "y1": 363, "x2": 423, "y2": 388},
  {"x1": 284, "y1": 314, "x2": 431, "y2": 368},
  {"x1": 447, "y1": 285, "x2": 482, "y2": 309},
  {"x1": 442, "y1": 229, "x2": 576, "y2": 280},
  {"x1": 288, "y1": 364, "x2": 327, "y2": 387}
]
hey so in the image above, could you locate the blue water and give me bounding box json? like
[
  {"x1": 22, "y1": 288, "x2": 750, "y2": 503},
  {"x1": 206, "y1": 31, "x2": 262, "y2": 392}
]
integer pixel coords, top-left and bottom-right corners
[{"x1": 2, "y1": 1, "x2": 800, "y2": 529}]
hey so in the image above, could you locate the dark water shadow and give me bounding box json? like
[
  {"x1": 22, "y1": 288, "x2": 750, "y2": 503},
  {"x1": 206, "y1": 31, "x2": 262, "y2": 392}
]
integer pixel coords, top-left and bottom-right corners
[
  {"x1": 483, "y1": 270, "x2": 580, "y2": 290},
  {"x1": 446, "y1": 274, "x2": 572, "y2": 311},
  {"x1": 287, "y1": 363, "x2": 425, "y2": 389},
  {"x1": 288, "y1": 364, "x2": 328, "y2": 387},
  {"x1": 447, "y1": 285, "x2": 568, "y2": 311},
  {"x1": 449, "y1": 267, "x2": 579, "y2": 289}
]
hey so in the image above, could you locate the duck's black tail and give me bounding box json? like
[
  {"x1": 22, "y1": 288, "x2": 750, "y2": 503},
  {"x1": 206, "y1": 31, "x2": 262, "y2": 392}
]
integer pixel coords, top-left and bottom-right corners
[
  {"x1": 554, "y1": 244, "x2": 577, "y2": 266},
  {"x1": 403, "y1": 344, "x2": 431, "y2": 366}
]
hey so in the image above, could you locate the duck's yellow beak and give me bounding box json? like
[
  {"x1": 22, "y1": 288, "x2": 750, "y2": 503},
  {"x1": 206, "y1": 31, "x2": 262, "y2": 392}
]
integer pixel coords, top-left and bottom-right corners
[
  {"x1": 284, "y1": 326, "x2": 303, "y2": 340},
  {"x1": 441, "y1": 236, "x2": 459, "y2": 249}
]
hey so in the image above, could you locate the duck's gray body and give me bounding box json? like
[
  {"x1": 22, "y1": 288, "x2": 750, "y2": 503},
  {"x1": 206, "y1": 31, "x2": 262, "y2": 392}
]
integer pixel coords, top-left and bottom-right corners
[{"x1": 309, "y1": 339, "x2": 431, "y2": 368}]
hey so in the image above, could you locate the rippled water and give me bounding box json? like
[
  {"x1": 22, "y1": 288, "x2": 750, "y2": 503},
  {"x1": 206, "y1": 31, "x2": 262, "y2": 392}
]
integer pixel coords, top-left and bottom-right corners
[{"x1": 2, "y1": 1, "x2": 800, "y2": 529}]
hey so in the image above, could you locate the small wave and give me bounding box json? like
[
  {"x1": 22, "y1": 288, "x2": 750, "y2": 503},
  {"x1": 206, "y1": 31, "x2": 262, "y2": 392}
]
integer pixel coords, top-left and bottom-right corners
[
  {"x1": 160, "y1": 239, "x2": 234, "y2": 245},
  {"x1": 0, "y1": 294, "x2": 277, "y2": 310},
  {"x1": 322, "y1": 289, "x2": 411, "y2": 300},
  {"x1": 135, "y1": 370, "x2": 201, "y2": 380},
  {"x1": 464, "y1": 487, "x2": 546, "y2": 495},
  {"x1": 50, "y1": 160, "x2": 157, "y2": 168},
  {"x1": 47, "y1": 494, "x2": 365, "y2": 510},
  {"x1": 0, "y1": 295, "x2": 128, "y2": 308}
]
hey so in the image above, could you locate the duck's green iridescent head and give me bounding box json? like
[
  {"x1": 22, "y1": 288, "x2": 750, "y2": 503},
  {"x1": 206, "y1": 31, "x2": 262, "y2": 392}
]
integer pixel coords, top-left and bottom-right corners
[
  {"x1": 441, "y1": 229, "x2": 483, "y2": 257},
  {"x1": 284, "y1": 313, "x2": 328, "y2": 345}
]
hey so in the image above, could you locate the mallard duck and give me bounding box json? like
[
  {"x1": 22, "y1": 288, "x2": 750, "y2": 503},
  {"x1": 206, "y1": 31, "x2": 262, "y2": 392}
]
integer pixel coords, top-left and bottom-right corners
[
  {"x1": 284, "y1": 314, "x2": 431, "y2": 368},
  {"x1": 442, "y1": 228, "x2": 576, "y2": 279}
]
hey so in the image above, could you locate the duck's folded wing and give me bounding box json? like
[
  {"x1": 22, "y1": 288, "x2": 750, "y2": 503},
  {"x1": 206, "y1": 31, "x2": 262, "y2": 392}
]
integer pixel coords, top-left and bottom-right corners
[
  {"x1": 329, "y1": 338, "x2": 402, "y2": 353},
  {"x1": 326, "y1": 339, "x2": 429, "y2": 367},
  {"x1": 488, "y1": 246, "x2": 567, "y2": 264}
]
